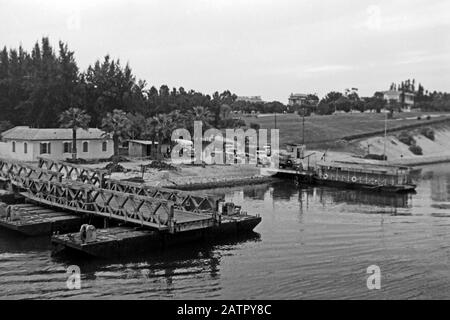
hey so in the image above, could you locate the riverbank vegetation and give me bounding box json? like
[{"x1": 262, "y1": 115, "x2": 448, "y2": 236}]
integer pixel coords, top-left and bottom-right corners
[
  {"x1": 245, "y1": 112, "x2": 450, "y2": 148},
  {"x1": 1, "y1": 37, "x2": 450, "y2": 152},
  {"x1": 0, "y1": 38, "x2": 248, "y2": 131}
]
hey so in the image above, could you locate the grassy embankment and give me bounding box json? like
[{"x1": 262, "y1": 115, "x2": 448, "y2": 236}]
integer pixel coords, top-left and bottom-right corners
[{"x1": 243, "y1": 112, "x2": 450, "y2": 153}]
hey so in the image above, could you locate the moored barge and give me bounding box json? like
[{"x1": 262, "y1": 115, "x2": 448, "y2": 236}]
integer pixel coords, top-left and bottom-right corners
[
  {"x1": 261, "y1": 142, "x2": 416, "y2": 193},
  {"x1": 51, "y1": 202, "x2": 261, "y2": 258},
  {"x1": 314, "y1": 160, "x2": 416, "y2": 193},
  {"x1": 262, "y1": 159, "x2": 416, "y2": 193}
]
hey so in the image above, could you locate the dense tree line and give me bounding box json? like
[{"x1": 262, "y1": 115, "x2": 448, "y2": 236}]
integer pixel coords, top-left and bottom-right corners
[
  {"x1": 415, "y1": 84, "x2": 450, "y2": 112},
  {"x1": 315, "y1": 91, "x2": 384, "y2": 115},
  {"x1": 0, "y1": 38, "x2": 259, "y2": 132},
  {"x1": 316, "y1": 82, "x2": 450, "y2": 116},
  {"x1": 1, "y1": 38, "x2": 449, "y2": 139},
  {"x1": 0, "y1": 38, "x2": 81, "y2": 127}
]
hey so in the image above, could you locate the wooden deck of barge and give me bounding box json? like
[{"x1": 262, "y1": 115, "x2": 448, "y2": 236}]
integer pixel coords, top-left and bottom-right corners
[
  {"x1": 0, "y1": 203, "x2": 83, "y2": 236},
  {"x1": 51, "y1": 227, "x2": 157, "y2": 257},
  {"x1": 51, "y1": 214, "x2": 262, "y2": 258}
]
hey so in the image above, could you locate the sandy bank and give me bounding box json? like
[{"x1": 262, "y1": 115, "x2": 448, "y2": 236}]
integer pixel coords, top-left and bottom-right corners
[
  {"x1": 352, "y1": 124, "x2": 450, "y2": 167},
  {"x1": 96, "y1": 162, "x2": 278, "y2": 190}
]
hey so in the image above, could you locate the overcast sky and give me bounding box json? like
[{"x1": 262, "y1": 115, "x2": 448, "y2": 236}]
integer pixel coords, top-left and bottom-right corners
[{"x1": 1, "y1": 0, "x2": 449, "y2": 102}]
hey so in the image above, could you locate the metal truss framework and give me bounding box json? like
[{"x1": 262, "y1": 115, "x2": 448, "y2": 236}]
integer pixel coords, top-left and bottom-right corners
[
  {"x1": 38, "y1": 157, "x2": 107, "y2": 187},
  {"x1": 1, "y1": 158, "x2": 63, "y2": 184},
  {"x1": 1, "y1": 158, "x2": 218, "y2": 233},
  {"x1": 38, "y1": 157, "x2": 223, "y2": 213}
]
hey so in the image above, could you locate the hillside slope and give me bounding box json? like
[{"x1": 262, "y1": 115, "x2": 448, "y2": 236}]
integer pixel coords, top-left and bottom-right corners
[
  {"x1": 354, "y1": 124, "x2": 450, "y2": 165},
  {"x1": 245, "y1": 112, "x2": 450, "y2": 148}
]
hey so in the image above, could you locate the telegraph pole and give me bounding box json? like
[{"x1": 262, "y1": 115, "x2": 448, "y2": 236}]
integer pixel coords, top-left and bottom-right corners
[
  {"x1": 383, "y1": 111, "x2": 388, "y2": 160},
  {"x1": 302, "y1": 106, "x2": 305, "y2": 145},
  {"x1": 274, "y1": 112, "x2": 277, "y2": 129}
]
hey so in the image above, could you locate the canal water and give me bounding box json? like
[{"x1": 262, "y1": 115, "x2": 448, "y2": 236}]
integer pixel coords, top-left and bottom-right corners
[{"x1": 1, "y1": 163, "x2": 450, "y2": 299}]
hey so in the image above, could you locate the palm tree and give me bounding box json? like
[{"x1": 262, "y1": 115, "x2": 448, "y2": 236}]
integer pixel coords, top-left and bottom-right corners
[
  {"x1": 127, "y1": 112, "x2": 147, "y2": 139},
  {"x1": 219, "y1": 104, "x2": 232, "y2": 121},
  {"x1": 101, "y1": 109, "x2": 132, "y2": 157},
  {"x1": 59, "y1": 108, "x2": 91, "y2": 161},
  {"x1": 168, "y1": 109, "x2": 187, "y2": 129},
  {"x1": 186, "y1": 106, "x2": 213, "y2": 134},
  {"x1": 145, "y1": 113, "x2": 176, "y2": 157}
]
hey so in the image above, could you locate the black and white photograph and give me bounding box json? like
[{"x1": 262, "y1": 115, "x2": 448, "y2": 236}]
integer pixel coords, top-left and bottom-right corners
[{"x1": 0, "y1": 0, "x2": 449, "y2": 306}]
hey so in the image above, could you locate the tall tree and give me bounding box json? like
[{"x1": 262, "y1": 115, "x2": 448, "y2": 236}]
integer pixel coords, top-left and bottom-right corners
[
  {"x1": 186, "y1": 106, "x2": 213, "y2": 134},
  {"x1": 145, "y1": 113, "x2": 176, "y2": 156},
  {"x1": 101, "y1": 109, "x2": 132, "y2": 157},
  {"x1": 127, "y1": 112, "x2": 147, "y2": 140},
  {"x1": 83, "y1": 56, "x2": 143, "y2": 126},
  {"x1": 321, "y1": 91, "x2": 344, "y2": 113},
  {"x1": 59, "y1": 107, "x2": 91, "y2": 160}
]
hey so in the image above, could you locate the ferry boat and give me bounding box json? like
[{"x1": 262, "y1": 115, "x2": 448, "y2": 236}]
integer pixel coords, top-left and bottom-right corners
[
  {"x1": 260, "y1": 142, "x2": 416, "y2": 193},
  {"x1": 314, "y1": 160, "x2": 416, "y2": 193},
  {"x1": 262, "y1": 109, "x2": 417, "y2": 193}
]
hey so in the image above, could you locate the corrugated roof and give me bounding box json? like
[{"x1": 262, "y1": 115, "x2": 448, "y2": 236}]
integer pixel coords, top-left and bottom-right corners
[
  {"x1": 1, "y1": 126, "x2": 111, "y2": 141},
  {"x1": 290, "y1": 93, "x2": 308, "y2": 98},
  {"x1": 383, "y1": 90, "x2": 414, "y2": 96},
  {"x1": 129, "y1": 140, "x2": 158, "y2": 145}
]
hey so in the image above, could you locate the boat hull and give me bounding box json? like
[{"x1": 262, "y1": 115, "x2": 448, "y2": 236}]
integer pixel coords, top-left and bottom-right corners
[
  {"x1": 313, "y1": 178, "x2": 416, "y2": 193},
  {"x1": 271, "y1": 169, "x2": 416, "y2": 193},
  {"x1": 51, "y1": 215, "x2": 262, "y2": 258}
]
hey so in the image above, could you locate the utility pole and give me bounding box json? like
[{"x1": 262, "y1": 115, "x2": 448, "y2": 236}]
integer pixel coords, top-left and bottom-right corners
[
  {"x1": 400, "y1": 81, "x2": 406, "y2": 111},
  {"x1": 274, "y1": 112, "x2": 277, "y2": 129},
  {"x1": 383, "y1": 111, "x2": 388, "y2": 160},
  {"x1": 302, "y1": 106, "x2": 305, "y2": 145}
]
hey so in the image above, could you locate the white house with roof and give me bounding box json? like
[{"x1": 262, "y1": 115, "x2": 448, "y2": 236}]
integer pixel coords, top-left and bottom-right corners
[
  {"x1": 382, "y1": 90, "x2": 415, "y2": 111},
  {"x1": 236, "y1": 96, "x2": 264, "y2": 103},
  {"x1": 288, "y1": 93, "x2": 318, "y2": 107},
  {"x1": 288, "y1": 93, "x2": 308, "y2": 106},
  {"x1": 0, "y1": 126, "x2": 114, "y2": 161}
]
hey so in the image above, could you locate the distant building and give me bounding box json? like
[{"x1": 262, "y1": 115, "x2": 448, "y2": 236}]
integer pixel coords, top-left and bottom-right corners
[
  {"x1": 128, "y1": 140, "x2": 159, "y2": 158},
  {"x1": 0, "y1": 126, "x2": 113, "y2": 161},
  {"x1": 236, "y1": 96, "x2": 263, "y2": 103},
  {"x1": 382, "y1": 90, "x2": 415, "y2": 112},
  {"x1": 288, "y1": 93, "x2": 318, "y2": 107},
  {"x1": 288, "y1": 93, "x2": 308, "y2": 106}
]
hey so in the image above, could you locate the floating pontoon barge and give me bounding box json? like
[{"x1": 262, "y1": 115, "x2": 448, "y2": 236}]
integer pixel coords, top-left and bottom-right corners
[
  {"x1": 262, "y1": 160, "x2": 416, "y2": 193},
  {"x1": 314, "y1": 161, "x2": 416, "y2": 193},
  {"x1": 0, "y1": 157, "x2": 262, "y2": 257}
]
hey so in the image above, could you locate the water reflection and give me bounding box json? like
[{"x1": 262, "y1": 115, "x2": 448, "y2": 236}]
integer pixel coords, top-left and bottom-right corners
[
  {"x1": 242, "y1": 184, "x2": 267, "y2": 200},
  {"x1": 323, "y1": 189, "x2": 411, "y2": 208},
  {"x1": 418, "y1": 164, "x2": 450, "y2": 213},
  {"x1": 50, "y1": 232, "x2": 261, "y2": 297},
  {"x1": 2, "y1": 164, "x2": 450, "y2": 299},
  {"x1": 430, "y1": 174, "x2": 450, "y2": 202},
  {"x1": 227, "y1": 180, "x2": 413, "y2": 216},
  {"x1": 0, "y1": 229, "x2": 50, "y2": 254}
]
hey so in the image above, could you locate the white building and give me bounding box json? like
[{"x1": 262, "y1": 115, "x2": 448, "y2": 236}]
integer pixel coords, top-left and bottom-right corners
[
  {"x1": 288, "y1": 93, "x2": 318, "y2": 107},
  {"x1": 382, "y1": 90, "x2": 415, "y2": 111},
  {"x1": 288, "y1": 93, "x2": 308, "y2": 106},
  {"x1": 236, "y1": 96, "x2": 263, "y2": 103},
  {"x1": 0, "y1": 126, "x2": 114, "y2": 161}
]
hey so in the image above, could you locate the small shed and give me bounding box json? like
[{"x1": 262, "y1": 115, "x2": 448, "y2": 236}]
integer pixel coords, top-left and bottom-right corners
[
  {"x1": 286, "y1": 144, "x2": 305, "y2": 159},
  {"x1": 128, "y1": 140, "x2": 158, "y2": 158}
]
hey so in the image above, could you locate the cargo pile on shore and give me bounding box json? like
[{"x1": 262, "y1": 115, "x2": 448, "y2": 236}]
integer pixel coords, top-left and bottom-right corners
[
  {"x1": 85, "y1": 162, "x2": 277, "y2": 190},
  {"x1": 163, "y1": 174, "x2": 275, "y2": 190}
]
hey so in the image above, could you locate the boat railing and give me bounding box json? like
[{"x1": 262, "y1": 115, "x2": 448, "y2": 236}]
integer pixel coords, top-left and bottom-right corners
[{"x1": 319, "y1": 166, "x2": 409, "y2": 186}]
